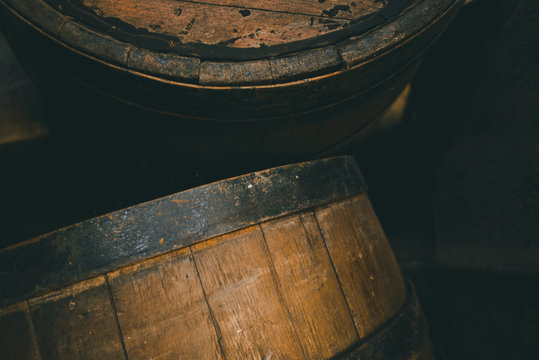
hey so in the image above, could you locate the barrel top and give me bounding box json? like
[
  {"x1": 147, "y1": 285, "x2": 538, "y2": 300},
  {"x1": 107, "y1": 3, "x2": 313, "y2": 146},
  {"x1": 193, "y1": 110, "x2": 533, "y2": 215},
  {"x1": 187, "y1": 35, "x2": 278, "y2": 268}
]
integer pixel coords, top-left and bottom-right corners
[
  {"x1": 0, "y1": 156, "x2": 366, "y2": 308},
  {"x1": 48, "y1": 0, "x2": 406, "y2": 58},
  {"x1": 2, "y1": 0, "x2": 461, "y2": 84}
]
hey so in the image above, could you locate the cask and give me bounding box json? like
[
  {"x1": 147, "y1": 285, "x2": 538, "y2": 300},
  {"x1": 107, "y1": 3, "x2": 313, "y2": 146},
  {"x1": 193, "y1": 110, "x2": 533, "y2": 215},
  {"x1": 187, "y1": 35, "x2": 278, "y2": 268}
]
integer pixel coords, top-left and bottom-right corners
[
  {"x1": 0, "y1": 156, "x2": 433, "y2": 359},
  {"x1": 0, "y1": 0, "x2": 463, "y2": 165}
]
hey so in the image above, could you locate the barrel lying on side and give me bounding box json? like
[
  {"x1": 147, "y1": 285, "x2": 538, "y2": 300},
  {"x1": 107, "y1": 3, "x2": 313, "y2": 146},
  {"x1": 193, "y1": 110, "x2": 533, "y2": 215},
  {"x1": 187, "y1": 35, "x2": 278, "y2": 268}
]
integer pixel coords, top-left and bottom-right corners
[{"x1": 0, "y1": 156, "x2": 433, "y2": 359}]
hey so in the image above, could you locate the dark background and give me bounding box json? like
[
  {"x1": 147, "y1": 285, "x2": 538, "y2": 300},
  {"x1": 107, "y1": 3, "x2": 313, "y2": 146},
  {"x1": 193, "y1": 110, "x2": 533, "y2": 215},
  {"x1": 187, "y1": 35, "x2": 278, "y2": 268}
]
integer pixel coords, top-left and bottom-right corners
[{"x1": 1, "y1": 0, "x2": 538, "y2": 358}]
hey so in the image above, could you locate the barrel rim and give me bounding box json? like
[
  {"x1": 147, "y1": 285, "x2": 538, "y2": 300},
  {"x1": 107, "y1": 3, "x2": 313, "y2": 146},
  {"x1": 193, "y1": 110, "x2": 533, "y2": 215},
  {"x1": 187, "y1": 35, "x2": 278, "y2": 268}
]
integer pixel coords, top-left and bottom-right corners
[
  {"x1": 0, "y1": 0, "x2": 463, "y2": 85},
  {"x1": 0, "y1": 155, "x2": 366, "y2": 308}
]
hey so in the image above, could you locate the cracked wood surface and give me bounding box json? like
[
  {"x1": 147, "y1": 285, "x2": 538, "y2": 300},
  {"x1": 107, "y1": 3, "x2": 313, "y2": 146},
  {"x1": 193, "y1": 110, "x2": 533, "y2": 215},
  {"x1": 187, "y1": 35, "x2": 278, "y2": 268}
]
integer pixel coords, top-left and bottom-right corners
[{"x1": 81, "y1": 0, "x2": 385, "y2": 48}]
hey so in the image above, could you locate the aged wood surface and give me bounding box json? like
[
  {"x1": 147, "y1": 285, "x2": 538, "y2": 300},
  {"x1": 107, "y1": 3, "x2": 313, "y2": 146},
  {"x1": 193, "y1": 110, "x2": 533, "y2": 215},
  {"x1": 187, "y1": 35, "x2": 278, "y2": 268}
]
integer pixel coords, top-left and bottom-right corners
[
  {"x1": 192, "y1": 227, "x2": 306, "y2": 359},
  {"x1": 0, "y1": 156, "x2": 365, "y2": 308},
  {"x1": 261, "y1": 212, "x2": 359, "y2": 358},
  {"x1": 0, "y1": 155, "x2": 427, "y2": 359},
  {"x1": 80, "y1": 0, "x2": 383, "y2": 48},
  {"x1": 108, "y1": 248, "x2": 223, "y2": 360},
  {"x1": 28, "y1": 276, "x2": 126, "y2": 360},
  {"x1": 0, "y1": 197, "x2": 422, "y2": 359},
  {"x1": 352, "y1": 193, "x2": 406, "y2": 314},
  {"x1": 0, "y1": 302, "x2": 40, "y2": 360},
  {"x1": 315, "y1": 194, "x2": 405, "y2": 338}
]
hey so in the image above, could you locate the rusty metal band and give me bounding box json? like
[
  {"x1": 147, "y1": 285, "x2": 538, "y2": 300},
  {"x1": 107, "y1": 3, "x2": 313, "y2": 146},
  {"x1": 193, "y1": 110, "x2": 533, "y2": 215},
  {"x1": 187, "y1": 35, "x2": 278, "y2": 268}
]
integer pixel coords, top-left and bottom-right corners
[
  {"x1": 0, "y1": 156, "x2": 366, "y2": 308},
  {"x1": 335, "y1": 282, "x2": 434, "y2": 360}
]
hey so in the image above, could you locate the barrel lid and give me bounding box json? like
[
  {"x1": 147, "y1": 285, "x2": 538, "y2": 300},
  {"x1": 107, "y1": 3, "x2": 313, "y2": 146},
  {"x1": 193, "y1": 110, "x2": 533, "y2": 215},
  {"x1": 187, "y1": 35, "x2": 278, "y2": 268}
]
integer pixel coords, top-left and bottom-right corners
[
  {"x1": 3, "y1": 0, "x2": 461, "y2": 85},
  {"x1": 46, "y1": 0, "x2": 412, "y2": 60}
]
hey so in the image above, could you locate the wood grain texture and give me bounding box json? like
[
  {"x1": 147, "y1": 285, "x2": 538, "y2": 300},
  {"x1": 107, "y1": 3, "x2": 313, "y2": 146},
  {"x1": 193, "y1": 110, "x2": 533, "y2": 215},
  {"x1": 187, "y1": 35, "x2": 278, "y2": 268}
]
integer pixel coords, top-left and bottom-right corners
[
  {"x1": 108, "y1": 248, "x2": 223, "y2": 360},
  {"x1": 191, "y1": 226, "x2": 305, "y2": 359},
  {"x1": 0, "y1": 156, "x2": 364, "y2": 309},
  {"x1": 315, "y1": 194, "x2": 405, "y2": 338},
  {"x1": 80, "y1": 0, "x2": 383, "y2": 48},
  {"x1": 352, "y1": 193, "x2": 406, "y2": 314},
  {"x1": 261, "y1": 212, "x2": 359, "y2": 359},
  {"x1": 28, "y1": 276, "x2": 126, "y2": 360},
  {"x1": 0, "y1": 302, "x2": 41, "y2": 360}
]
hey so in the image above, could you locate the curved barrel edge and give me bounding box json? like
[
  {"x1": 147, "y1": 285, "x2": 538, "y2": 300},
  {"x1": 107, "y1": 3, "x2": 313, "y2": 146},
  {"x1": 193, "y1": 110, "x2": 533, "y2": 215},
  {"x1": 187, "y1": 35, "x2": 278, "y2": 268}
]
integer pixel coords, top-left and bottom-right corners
[{"x1": 0, "y1": 155, "x2": 365, "y2": 308}]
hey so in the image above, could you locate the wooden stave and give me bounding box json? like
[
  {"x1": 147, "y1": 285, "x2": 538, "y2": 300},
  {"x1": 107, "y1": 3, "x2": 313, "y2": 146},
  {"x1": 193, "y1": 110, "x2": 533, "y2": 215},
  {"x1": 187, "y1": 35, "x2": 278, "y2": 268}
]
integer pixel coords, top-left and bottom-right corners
[
  {"x1": 0, "y1": 282, "x2": 432, "y2": 359},
  {"x1": 0, "y1": 156, "x2": 434, "y2": 359}
]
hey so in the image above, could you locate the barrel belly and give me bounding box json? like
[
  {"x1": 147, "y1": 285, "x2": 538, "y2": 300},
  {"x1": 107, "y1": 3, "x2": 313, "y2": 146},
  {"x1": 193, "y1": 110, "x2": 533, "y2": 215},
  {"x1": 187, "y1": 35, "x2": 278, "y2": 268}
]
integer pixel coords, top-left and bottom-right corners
[{"x1": 0, "y1": 157, "x2": 433, "y2": 359}]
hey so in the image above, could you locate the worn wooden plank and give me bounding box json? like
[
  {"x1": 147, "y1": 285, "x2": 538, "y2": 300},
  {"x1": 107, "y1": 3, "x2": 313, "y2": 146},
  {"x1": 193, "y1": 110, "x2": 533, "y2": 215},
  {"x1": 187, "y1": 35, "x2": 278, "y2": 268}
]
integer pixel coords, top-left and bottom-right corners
[
  {"x1": 171, "y1": 0, "x2": 382, "y2": 19},
  {"x1": 352, "y1": 193, "x2": 406, "y2": 314},
  {"x1": 80, "y1": 0, "x2": 355, "y2": 48},
  {"x1": 28, "y1": 276, "x2": 126, "y2": 360},
  {"x1": 261, "y1": 212, "x2": 359, "y2": 359},
  {"x1": 0, "y1": 302, "x2": 41, "y2": 360},
  {"x1": 108, "y1": 248, "x2": 223, "y2": 360},
  {"x1": 315, "y1": 194, "x2": 403, "y2": 338},
  {"x1": 191, "y1": 226, "x2": 305, "y2": 359}
]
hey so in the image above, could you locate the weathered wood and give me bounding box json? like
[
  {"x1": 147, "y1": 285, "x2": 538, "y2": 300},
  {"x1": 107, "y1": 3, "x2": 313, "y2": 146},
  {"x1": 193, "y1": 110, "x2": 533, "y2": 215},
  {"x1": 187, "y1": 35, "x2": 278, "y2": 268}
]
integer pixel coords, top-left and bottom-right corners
[
  {"x1": 191, "y1": 227, "x2": 306, "y2": 359},
  {"x1": 0, "y1": 302, "x2": 40, "y2": 360},
  {"x1": 80, "y1": 0, "x2": 363, "y2": 48},
  {"x1": 261, "y1": 212, "x2": 359, "y2": 358},
  {"x1": 0, "y1": 156, "x2": 364, "y2": 308},
  {"x1": 108, "y1": 248, "x2": 223, "y2": 360},
  {"x1": 0, "y1": 0, "x2": 463, "y2": 163},
  {"x1": 353, "y1": 193, "x2": 406, "y2": 314},
  {"x1": 0, "y1": 157, "x2": 433, "y2": 359},
  {"x1": 315, "y1": 194, "x2": 405, "y2": 338},
  {"x1": 28, "y1": 276, "x2": 126, "y2": 360},
  {"x1": 40, "y1": 0, "x2": 411, "y2": 61}
]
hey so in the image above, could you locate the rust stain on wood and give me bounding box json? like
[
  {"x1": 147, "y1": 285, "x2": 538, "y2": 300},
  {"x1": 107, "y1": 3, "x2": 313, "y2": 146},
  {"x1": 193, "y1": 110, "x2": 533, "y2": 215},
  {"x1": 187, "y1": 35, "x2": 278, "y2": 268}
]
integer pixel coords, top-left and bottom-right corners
[{"x1": 171, "y1": 199, "x2": 189, "y2": 205}]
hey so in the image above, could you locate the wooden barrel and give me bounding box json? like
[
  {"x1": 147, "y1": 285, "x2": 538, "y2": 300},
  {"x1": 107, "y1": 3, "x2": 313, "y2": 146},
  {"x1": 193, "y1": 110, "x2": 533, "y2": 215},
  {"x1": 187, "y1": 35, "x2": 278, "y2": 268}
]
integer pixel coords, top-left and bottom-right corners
[
  {"x1": 0, "y1": 156, "x2": 433, "y2": 359},
  {"x1": 0, "y1": 0, "x2": 463, "y2": 165}
]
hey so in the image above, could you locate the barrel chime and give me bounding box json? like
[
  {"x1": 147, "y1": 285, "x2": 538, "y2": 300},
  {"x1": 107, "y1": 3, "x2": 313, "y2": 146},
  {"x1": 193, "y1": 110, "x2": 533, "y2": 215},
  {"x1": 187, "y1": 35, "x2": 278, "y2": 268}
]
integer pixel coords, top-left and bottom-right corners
[{"x1": 0, "y1": 0, "x2": 463, "y2": 358}]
